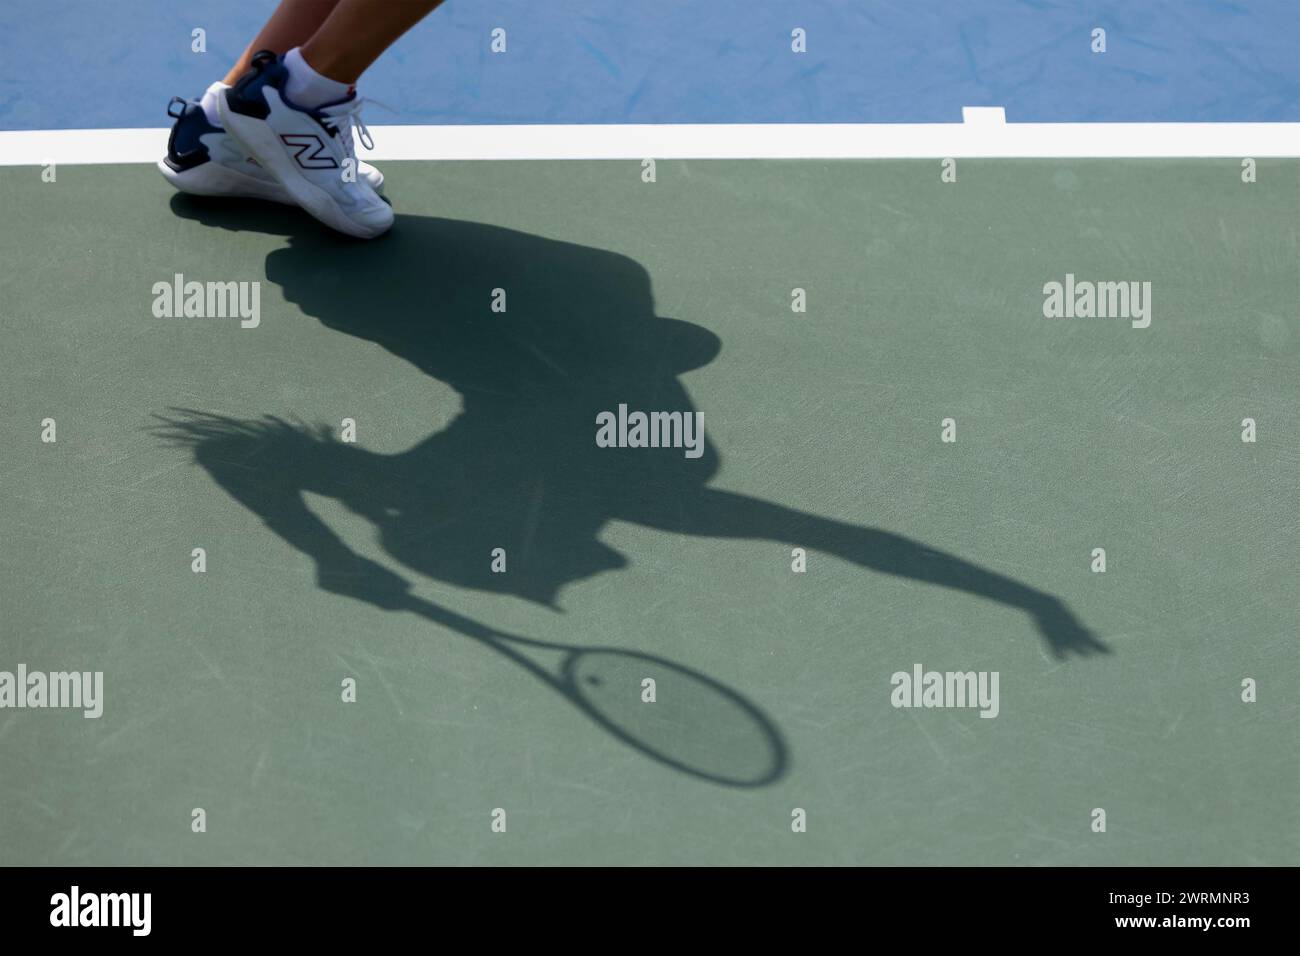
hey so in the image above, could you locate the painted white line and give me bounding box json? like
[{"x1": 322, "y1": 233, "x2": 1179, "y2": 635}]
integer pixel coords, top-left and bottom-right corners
[
  {"x1": 1, "y1": 120, "x2": 1298, "y2": 165},
  {"x1": 961, "y1": 107, "x2": 1006, "y2": 126}
]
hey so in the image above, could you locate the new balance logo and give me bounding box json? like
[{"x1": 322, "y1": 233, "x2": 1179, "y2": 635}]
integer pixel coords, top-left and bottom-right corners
[{"x1": 279, "y1": 134, "x2": 338, "y2": 170}]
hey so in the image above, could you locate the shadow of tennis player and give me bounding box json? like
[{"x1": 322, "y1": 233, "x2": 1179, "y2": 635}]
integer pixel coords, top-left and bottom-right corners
[{"x1": 158, "y1": 197, "x2": 1107, "y2": 785}]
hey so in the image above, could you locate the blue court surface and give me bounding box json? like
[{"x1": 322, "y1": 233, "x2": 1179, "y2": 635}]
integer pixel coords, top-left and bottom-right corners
[{"x1": 2, "y1": 0, "x2": 1298, "y2": 130}]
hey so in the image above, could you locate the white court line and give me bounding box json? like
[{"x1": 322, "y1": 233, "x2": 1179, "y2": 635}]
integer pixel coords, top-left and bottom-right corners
[{"x1": 1, "y1": 113, "x2": 1298, "y2": 165}]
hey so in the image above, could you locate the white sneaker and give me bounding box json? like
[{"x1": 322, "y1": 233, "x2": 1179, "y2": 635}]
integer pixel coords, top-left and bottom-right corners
[
  {"x1": 217, "y1": 52, "x2": 394, "y2": 239},
  {"x1": 158, "y1": 82, "x2": 384, "y2": 205}
]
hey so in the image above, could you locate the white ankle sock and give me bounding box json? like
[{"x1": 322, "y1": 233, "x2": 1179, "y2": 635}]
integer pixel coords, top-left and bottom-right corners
[
  {"x1": 199, "y1": 82, "x2": 227, "y2": 127},
  {"x1": 283, "y1": 47, "x2": 353, "y2": 109}
]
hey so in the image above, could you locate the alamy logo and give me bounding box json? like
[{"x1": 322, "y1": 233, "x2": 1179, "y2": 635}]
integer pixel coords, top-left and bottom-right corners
[
  {"x1": 151, "y1": 273, "x2": 260, "y2": 328},
  {"x1": 1043, "y1": 273, "x2": 1152, "y2": 328},
  {"x1": 890, "y1": 663, "x2": 999, "y2": 718},
  {"x1": 595, "y1": 404, "x2": 704, "y2": 458},
  {"x1": 50, "y1": 886, "x2": 150, "y2": 936},
  {"x1": 0, "y1": 665, "x2": 103, "y2": 718},
  {"x1": 280, "y1": 133, "x2": 339, "y2": 170}
]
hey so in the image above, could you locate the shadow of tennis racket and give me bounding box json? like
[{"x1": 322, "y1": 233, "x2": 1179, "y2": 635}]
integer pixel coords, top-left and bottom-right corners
[{"x1": 400, "y1": 593, "x2": 787, "y2": 788}]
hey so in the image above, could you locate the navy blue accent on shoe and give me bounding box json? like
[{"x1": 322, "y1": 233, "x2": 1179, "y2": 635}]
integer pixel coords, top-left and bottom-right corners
[
  {"x1": 226, "y1": 50, "x2": 288, "y2": 123},
  {"x1": 225, "y1": 50, "x2": 346, "y2": 138},
  {"x1": 163, "y1": 96, "x2": 223, "y2": 173}
]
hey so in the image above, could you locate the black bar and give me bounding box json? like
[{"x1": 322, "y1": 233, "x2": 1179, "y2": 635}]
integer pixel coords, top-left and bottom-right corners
[{"x1": 0, "y1": 867, "x2": 1283, "y2": 941}]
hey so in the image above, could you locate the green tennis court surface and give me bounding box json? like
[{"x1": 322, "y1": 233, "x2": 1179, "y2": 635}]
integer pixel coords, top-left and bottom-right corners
[{"x1": 1, "y1": 159, "x2": 1296, "y2": 865}]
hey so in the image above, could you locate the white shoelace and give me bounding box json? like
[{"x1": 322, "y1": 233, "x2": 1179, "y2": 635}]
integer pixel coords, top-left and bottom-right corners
[
  {"x1": 322, "y1": 96, "x2": 397, "y2": 161},
  {"x1": 321, "y1": 97, "x2": 393, "y2": 160}
]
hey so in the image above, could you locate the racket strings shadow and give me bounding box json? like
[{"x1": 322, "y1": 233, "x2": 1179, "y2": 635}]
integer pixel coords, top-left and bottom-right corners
[{"x1": 405, "y1": 594, "x2": 787, "y2": 787}]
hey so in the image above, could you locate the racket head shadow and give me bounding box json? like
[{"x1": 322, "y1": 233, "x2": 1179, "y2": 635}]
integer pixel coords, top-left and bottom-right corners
[{"x1": 562, "y1": 647, "x2": 786, "y2": 788}]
